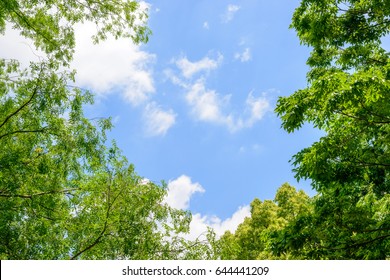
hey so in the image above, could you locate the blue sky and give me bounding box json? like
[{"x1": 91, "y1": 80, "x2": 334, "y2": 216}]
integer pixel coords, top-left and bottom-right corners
[
  {"x1": 78, "y1": 0, "x2": 322, "y2": 236},
  {"x1": 1, "y1": 0, "x2": 324, "y2": 238}
]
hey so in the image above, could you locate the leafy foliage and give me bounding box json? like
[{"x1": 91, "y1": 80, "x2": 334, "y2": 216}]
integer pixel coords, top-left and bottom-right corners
[
  {"x1": 274, "y1": 0, "x2": 390, "y2": 258},
  {"x1": 2, "y1": 0, "x2": 389, "y2": 260},
  {"x1": 0, "y1": 0, "x2": 151, "y2": 65},
  {"x1": 0, "y1": 1, "x2": 194, "y2": 260},
  {"x1": 273, "y1": 185, "x2": 390, "y2": 259},
  {"x1": 219, "y1": 0, "x2": 390, "y2": 260},
  {"x1": 217, "y1": 183, "x2": 311, "y2": 260}
]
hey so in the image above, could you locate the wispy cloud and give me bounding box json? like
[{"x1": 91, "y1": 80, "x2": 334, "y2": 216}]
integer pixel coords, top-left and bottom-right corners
[
  {"x1": 221, "y1": 4, "x2": 241, "y2": 23},
  {"x1": 175, "y1": 54, "x2": 223, "y2": 79},
  {"x1": 203, "y1": 21, "x2": 210, "y2": 29},
  {"x1": 239, "y1": 143, "x2": 264, "y2": 155},
  {"x1": 167, "y1": 54, "x2": 271, "y2": 132},
  {"x1": 185, "y1": 79, "x2": 270, "y2": 132},
  {"x1": 244, "y1": 91, "x2": 270, "y2": 127},
  {"x1": 143, "y1": 102, "x2": 176, "y2": 137},
  {"x1": 186, "y1": 79, "x2": 227, "y2": 124},
  {"x1": 234, "y1": 47, "x2": 251, "y2": 62}
]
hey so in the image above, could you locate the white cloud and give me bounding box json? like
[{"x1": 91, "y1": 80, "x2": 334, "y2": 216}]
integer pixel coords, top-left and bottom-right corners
[
  {"x1": 164, "y1": 175, "x2": 205, "y2": 210},
  {"x1": 1, "y1": 23, "x2": 178, "y2": 138},
  {"x1": 239, "y1": 143, "x2": 264, "y2": 155},
  {"x1": 0, "y1": 25, "x2": 45, "y2": 66},
  {"x1": 135, "y1": 1, "x2": 152, "y2": 25},
  {"x1": 234, "y1": 48, "x2": 251, "y2": 62},
  {"x1": 112, "y1": 115, "x2": 121, "y2": 124},
  {"x1": 203, "y1": 21, "x2": 210, "y2": 29},
  {"x1": 186, "y1": 79, "x2": 228, "y2": 124},
  {"x1": 164, "y1": 175, "x2": 250, "y2": 240},
  {"x1": 166, "y1": 54, "x2": 271, "y2": 132},
  {"x1": 222, "y1": 4, "x2": 241, "y2": 23},
  {"x1": 185, "y1": 80, "x2": 270, "y2": 132},
  {"x1": 143, "y1": 102, "x2": 176, "y2": 137},
  {"x1": 188, "y1": 206, "x2": 250, "y2": 240},
  {"x1": 164, "y1": 69, "x2": 189, "y2": 88},
  {"x1": 175, "y1": 54, "x2": 223, "y2": 79},
  {"x1": 72, "y1": 23, "x2": 156, "y2": 106},
  {"x1": 238, "y1": 37, "x2": 247, "y2": 46},
  {"x1": 0, "y1": 19, "x2": 155, "y2": 107},
  {"x1": 244, "y1": 91, "x2": 270, "y2": 126}
]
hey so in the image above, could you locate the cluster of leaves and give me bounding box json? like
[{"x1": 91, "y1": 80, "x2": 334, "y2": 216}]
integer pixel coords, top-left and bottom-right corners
[
  {"x1": 216, "y1": 183, "x2": 311, "y2": 260},
  {"x1": 272, "y1": 0, "x2": 390, "y2": 259},
  {"x1": 216, "y1": 0, "x2": 390, "y2": 260},
  {"x1": 0, "y1": 0, "x2": 199, "y2": 260},
  {"x1": 2, "y1": 0, "x2": 389, "y2": 260},
  {"x1": 217, "y1": 182, "x2": 389, "y2": 260},
  {"x1": 273, "y1": 184, "x2": 390, "y2": 259},
  {"x1": 0, "y1": 0, "x2": 150, "y2": 66}
]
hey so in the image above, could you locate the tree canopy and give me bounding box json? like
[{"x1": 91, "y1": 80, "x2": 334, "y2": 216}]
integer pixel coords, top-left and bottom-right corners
[
  {"x1": 0, "y1": 0, "x2": 195, "y2": 260},
  {"x1": 0, "y1": 0, "x2": 150, "y2": 65},
  {"x1": 217, "y1": 183, "x2": 311, "y2": 260},
  {"x1": 1, "y1": 0, "x2": 389, "y2": 260},
  {"x1": 274, "y1": 0, "x2": 390, "y2": 258}
]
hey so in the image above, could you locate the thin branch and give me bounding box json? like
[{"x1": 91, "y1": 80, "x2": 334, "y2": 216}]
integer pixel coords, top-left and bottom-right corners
[
  {"x1": 338, "y1": 46, "x2": 388, "y2": 66},
  {"x1": 0, "y1": 86, "x2": 39, "y2": 130},
  {"x1": 328, "y1": 234, "x2": 390, "y2": 251},
  {"x1": 349, "y1": 234, "x2": 390, "y2": 248},
  {"x1": 0, "y1": 127, "x2": 49, "y2": 140},
  {"x1": 345, "y1": 158, "x2": 390, "y2": 167},
  {"x1": 358, "y1": 100, "x2": 390, "y2": 122},
  {"x1": 362, "y1": 19, "x2": 390, "y2": 32},
  {"x1": 69, "y1": 225, "x2": 107, "y2": 260},
  {"x1": 69, "y1": 182, "x2": 122, "y2": 260},
  {"x1": 154, "y1": 239, "x2": 211, "y2": 257},
  {"x1": 336, "y1": 110, "x2": 390, "y2": 124},
  {"x1": 0, "y1": 188, "x2": 79, "y2": 199},
  {"x1": 9, "y1": 7, "x2": 59, "y2": 54},
  {"x1": 358, "y1": 227, "x2": 390, "y2": 234}
]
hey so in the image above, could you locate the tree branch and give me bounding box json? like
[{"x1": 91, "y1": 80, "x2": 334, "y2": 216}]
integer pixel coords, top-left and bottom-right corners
[
  {"x1": 0, "y1": 188, "x2": 79, "y2": 199},
  {"x1": 0, "y1": 86, "x2": 39, "y2": 130},
  {"x1": 9, "y1": 7, "x2": 59, "y2": 54},
  {"x1": 69, "y1": 182, "x2": 122, "y2": 260},
  {"x1": 0, "y1": 127, "x2": 49, "y2": 140},
  {"x1": 320, "y1": 233, "x2": 390, "y2": 252},
  {"x1": 69, "y1": 225, "x2": 107, "y2": 260},
  {"x1": 335, "y1": 109, "x2": 390, "y2": 125}
]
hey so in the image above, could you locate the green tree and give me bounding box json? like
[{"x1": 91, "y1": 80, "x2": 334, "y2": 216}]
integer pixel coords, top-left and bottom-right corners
[
  {"x1": 173, "y1": 228, "x2": 222, "y2": 260},
  {"x1": 218, "y1": 183, "x2": 311, "y2": 260},
  {"x1": 275, "y1": 0, "x2": 390, "y2": 258},
  {"x1": 0, "y1": 1, "x2": 193, "y2": 259},
  {"x1": 0, "y1": 0, "x2": 150, "y2": 65},
  {"x1": 273, "y1": 184, "x2": 390, "y2": 259}
]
